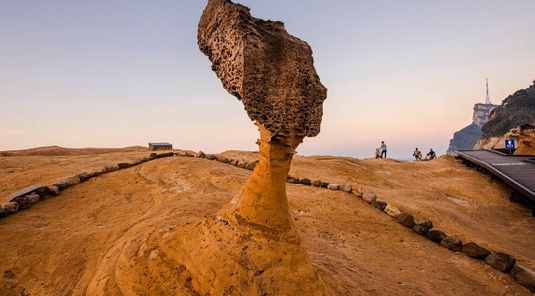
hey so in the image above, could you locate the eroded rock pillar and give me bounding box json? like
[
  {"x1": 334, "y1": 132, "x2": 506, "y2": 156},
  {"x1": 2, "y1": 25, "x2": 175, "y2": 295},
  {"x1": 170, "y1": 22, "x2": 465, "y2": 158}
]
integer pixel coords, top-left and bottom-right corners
[{"x1": 218, "y1": 123, "x2": 302, "y2": 231}]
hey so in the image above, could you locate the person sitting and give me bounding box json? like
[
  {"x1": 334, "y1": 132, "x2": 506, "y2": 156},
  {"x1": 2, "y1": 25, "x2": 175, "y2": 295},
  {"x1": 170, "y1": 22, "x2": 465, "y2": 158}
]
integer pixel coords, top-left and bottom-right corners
[
  {"x1": 375, "y1": 148, "x2": 381, "y2": 159},
  {"x1": 428, "y1": 149, "x2": 436, "y2": 160}
]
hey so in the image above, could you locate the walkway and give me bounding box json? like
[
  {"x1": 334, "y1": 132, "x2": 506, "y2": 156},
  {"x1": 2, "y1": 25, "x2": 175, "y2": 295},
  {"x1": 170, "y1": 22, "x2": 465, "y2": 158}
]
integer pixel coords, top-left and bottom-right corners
[{"x1": 457, "y1": 150, "x2": 535, "y2": 217}]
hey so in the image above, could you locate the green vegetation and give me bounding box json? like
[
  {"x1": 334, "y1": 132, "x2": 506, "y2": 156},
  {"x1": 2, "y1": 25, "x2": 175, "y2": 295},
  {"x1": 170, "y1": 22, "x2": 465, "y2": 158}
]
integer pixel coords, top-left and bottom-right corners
[{"x1": 481, "y1": 81, "x2": 535, "y2": 138}]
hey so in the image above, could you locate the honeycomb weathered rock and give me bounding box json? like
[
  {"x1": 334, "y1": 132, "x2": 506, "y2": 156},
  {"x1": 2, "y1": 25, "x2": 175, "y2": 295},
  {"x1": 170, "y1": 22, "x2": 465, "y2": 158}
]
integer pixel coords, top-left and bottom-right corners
[{"x1": 198, "y1": 0, "x2": 327, "y2": 139}]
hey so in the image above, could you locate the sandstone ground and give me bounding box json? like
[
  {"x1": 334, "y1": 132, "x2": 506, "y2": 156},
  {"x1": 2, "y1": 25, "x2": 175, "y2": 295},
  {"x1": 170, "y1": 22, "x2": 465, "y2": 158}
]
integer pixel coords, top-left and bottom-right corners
[{"x1": 1, "y1": 147, "x2": 534, "y2": 295}]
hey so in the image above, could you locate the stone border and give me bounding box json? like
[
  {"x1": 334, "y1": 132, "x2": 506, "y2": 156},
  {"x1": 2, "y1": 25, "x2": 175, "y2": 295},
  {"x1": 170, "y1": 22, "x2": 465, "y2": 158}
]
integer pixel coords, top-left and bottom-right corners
[
  {"x1": 0, "y1": 152, "x2": 175, "y2": 219},
  {"x1": 184, "y1": 152, "x2": 535, "y2": 293},
  {"x1": 2, "y1": 150, "x2": 533, "y2": 292}
]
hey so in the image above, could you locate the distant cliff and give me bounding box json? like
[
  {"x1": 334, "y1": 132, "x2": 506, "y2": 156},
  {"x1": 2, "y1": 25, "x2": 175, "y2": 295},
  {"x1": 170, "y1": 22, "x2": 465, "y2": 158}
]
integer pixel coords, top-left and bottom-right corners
[
  {"x1": 474, "y1": 81, "x2": 535, "y2": 153},
  {"x1": 447, "y1": 103, "x2": 498, "y2": 155}
]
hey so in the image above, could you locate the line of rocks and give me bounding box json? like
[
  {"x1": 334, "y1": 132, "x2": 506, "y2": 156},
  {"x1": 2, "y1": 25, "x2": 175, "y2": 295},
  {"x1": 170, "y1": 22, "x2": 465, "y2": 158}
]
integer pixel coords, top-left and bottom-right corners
[
  {"x1": 179, "y1": 151, "x2": 260, "y2": 171},
  {"x1": 1, "y1": 151, "x2": 175, "y2": 219},
  {"x1": 7, "y1": 149, "x2": 530, "y2": 292},
  {"x1": 282, "y1": 175, "x2": 535, "y2": 293},
  {"x1": 175, "y1": 151, "x2": 535, "y2": 292},
  {"x1": 134, "y1": 150, "x2": 535, "y2": 293}
]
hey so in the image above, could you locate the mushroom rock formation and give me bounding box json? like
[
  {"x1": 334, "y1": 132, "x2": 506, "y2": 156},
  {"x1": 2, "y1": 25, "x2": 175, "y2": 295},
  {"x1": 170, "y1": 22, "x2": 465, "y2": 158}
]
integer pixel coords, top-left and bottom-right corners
[
  {"x1": 86, "y1": 0, "x2": 328, "y2": 295},
  {"x1": 198, "y1": 0, "x2": 327, "y2": 237},
  {"x1": 198, "y1": 0, "x2": 327, "y2": 140}
]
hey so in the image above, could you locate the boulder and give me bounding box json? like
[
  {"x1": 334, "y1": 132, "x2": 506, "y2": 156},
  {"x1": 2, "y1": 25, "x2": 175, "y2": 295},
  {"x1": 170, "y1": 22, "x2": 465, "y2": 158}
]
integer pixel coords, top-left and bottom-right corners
[
  {"x1": 230, "y1": 160, "x2": 238, "y2": 166},
  {"x1": 372, "y1": 200, "x2": 387, "y2": 211},
  {"x1": 104, "y1": 165, "x2": 119, "y2": 173},
  {"x1": 149, "y1": 153, "x2": 158, "y2": 159},
  {"x1": 88, "y1": 171, "x2": 101, "y2": 178},
  {"x1": 485, "y1": 252, "x2": 516, "y2": 272},
  {"x1": 320, "y1": 182, "x2": 329, "y2": 188},
  {"x1": 245, "y1": 163, "x2": 257, "y2": 170},
  {"x1": 65, "y1": 176, "x2": 81, "y2": 186},
  {"x1": 5, "y1": 183, "x2": 42, "y2": 203},
  {"x1": 237, "y1": 161, "x2": 246, "y2": 168},
  {"x1": 216, "y1": 156, "x2": 230, "y2": 163},
  {"x1": 26, "y1": 194, "x2": 40, "y2": 204},
  {"x1": 286, "y1": 176, "x2": 300, "y2": 184},
  {"x1": 117, "y1": 163, "x2": 132, "y2": 169},
  {"x1": 77, "y1": 172, "x2": 91, "y2": 182},
  {"x1": 1, "y1": 202, "x2": 19, "y2": 213},
  {"x1": 158, "y1": 152, "x2": 175, "y2": 158},
  {"x1": 441, "y1": 237, "x2": 463, "y2": 252},
  {"x1": 413, "y1": 220, "x2": 433, "y2": 235},
  {"x1": 362, "y1": 190, "x2": 377, "y2": 203},
  {"x1": 300, "y1": 178, "x2": 312, "y2": 186},
  {"x1": 54, "y1": 181, "x2": 68, "y2": 190},
  {"x1": 13, "y1": 196, "x2": 31, "y2": 210},
  {"x1": 426, "y1": 230, "x2": 447, "y2": 243},
  {"x1": 396, "y1": 213, "x2": 416, "y2": 228},
  {"x1": 0, "y1": 208, "x2": 9, "y2": 218},
  {"x1": 461, "y1": 242, "x2": 491, "y2": 259},
  {"x1": 383, "y1": 205, "x2": 401, "y2": 218},
  {"x1": 340, "y1": 184, "x2": 353, "y2": 193},
  {"x1": 511, "y1": 264, "x2": 535, "y2": 292},
  {"x1": 206, "y1": 154, "x2": 217, "y2": 160},
  {"x1": 311, "y1": 179, "x2": 321, "y2": 187},
  {"x1": 327, "y1": 184, "x2": 340, "y2": 190},
  {"x1": 48, "y1": 185, "x2": 60, "y2": 195},
  {"x1": 35, "y1": 186, "x2": 53, "y2": 200},
  {"x1": 352, "y1": 186, "x2": 364, "y2": 197},
  {"x1": 197, "y1": 151, "x2": 207, "y2": 158},
  {"x1": 185, "y1": 152, "x2": 195, "y2": 158}
]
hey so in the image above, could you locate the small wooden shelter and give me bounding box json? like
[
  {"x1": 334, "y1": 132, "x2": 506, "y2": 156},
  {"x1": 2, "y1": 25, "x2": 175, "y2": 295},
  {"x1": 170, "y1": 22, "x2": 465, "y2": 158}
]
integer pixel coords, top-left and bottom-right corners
[{"x1": 148, "y1": 142, "x2": 172, "y2": 151}]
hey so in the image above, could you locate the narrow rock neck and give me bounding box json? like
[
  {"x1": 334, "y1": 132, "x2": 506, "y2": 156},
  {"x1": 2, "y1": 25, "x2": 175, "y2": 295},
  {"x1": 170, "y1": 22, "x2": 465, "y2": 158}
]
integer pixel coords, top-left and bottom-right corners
[{"x1": 218, "y1": 123, "x2": 303, "y2": 232}]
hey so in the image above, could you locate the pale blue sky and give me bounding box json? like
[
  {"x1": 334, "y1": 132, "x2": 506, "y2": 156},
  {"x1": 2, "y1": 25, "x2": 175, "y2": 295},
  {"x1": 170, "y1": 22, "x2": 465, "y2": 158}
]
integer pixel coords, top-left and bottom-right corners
[{"x1": 1, "y1": 0, "x2": 534, "y2": 159}]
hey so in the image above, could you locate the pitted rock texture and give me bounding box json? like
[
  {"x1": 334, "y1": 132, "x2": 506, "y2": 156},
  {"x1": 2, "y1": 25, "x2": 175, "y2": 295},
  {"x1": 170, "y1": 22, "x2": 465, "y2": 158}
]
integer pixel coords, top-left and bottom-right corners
[{"x1": 198, "y1": 0, "x2": 327, "y2": 139}]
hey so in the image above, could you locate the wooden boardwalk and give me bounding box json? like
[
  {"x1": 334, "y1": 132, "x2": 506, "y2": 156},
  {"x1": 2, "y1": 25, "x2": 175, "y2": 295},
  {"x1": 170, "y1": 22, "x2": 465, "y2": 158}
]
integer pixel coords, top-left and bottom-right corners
[{"x1": 457, "y1": 150, "x2": 535, "y2": 217}]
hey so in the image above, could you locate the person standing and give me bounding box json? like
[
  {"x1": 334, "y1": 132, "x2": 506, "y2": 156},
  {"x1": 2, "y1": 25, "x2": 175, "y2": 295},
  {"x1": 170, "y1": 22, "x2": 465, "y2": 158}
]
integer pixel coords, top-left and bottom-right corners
[
  {"x1": 380, "y1": 141, "x2": 387, "y2": 158},
  {"x1": 413, "y1": 148, "x2": 421, "y2": 161}
]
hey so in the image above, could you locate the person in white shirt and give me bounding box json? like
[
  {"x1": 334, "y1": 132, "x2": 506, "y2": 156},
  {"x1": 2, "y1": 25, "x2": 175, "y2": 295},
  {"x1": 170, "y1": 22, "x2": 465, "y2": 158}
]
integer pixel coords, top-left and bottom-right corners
[{"x1": 380, "y1": 141, "x2": 387, "y2": 158}]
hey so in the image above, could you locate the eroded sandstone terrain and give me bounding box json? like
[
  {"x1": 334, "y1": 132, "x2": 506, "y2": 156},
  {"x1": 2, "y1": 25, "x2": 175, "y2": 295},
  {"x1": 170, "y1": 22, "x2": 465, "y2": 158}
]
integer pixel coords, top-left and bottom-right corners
[{"x1": 1, "y1": 147, "x2": 534, "y2": 295}]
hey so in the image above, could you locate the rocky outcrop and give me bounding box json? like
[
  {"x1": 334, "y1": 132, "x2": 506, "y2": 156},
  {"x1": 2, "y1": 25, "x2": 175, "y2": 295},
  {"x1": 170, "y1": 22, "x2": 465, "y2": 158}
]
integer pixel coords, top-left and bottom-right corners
[
  {"x1": 474, "y1": 124, "x2": 535, "y2": 154},
  {"x1": 515, "y1": 124, "x2": 535, "y2": 154},
  {"x1": 474, "y1": 81, "x2": 535, "y2": 153},
  {"x1": 87, "y1": 1, "x2": 329, "y2": 295},
  {"x1": 197, "y1": 0, "x2": 327, "y2": 139},
  {"x1": 447, "y1": 103, "x2": 498, "y2": 155}
]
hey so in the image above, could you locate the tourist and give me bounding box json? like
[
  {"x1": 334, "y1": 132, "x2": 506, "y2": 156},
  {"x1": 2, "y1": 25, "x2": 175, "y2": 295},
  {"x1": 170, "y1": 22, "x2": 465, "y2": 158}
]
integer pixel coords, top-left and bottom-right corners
[
  {"x1": 428, "y1": 149, "x2": 436, "y2": 160},
  {"x1": 375, "y1": 148, "x2": 381, "y2": 159},
  {"x1": 380, "y1": 141, "x2": 387, "y2": 158},
  {"x1": 413, "y1": 148, "x2": 421, "y2": 161}
]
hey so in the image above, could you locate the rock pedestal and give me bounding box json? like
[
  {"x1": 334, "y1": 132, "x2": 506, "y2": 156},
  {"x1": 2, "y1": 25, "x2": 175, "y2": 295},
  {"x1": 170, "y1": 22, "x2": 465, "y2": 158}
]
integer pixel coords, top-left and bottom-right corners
[{"x1": 88, "y1": 0, "x2": 328, "y2": 295}]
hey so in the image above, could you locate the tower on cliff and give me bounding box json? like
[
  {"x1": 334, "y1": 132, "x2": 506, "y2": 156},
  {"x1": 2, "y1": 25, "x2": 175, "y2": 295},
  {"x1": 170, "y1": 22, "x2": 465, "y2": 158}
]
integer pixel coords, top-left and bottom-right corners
[
  {"x1": 485, "y1": 78, "x2": 492, "y2": 105},
  {"x1": 446, "y1": 78, "x2": 499, "y2": 155}
]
